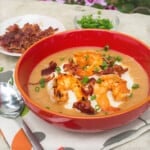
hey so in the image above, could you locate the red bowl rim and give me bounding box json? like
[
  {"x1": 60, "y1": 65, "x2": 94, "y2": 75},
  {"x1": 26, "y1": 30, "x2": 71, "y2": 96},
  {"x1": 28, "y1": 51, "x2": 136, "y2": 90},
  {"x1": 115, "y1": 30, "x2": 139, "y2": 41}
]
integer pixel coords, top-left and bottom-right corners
[{"x1": 15, "y1": 29, "x2": 150, "y2": 120}]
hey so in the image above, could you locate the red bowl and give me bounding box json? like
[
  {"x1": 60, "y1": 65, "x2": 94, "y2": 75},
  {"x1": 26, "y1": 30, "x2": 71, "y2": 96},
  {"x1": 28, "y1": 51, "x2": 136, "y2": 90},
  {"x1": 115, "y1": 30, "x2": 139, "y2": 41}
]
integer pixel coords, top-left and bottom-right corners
[{"x1": 15, "y1": 29, "x2": 150, "y2": 132}]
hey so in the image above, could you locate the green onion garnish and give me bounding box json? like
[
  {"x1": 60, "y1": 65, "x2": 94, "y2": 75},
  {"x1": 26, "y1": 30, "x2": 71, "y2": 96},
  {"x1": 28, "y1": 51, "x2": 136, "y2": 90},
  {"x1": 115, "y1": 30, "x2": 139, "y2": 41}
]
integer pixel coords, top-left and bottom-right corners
[
  {"x1": 128, "y1": 93, "x2": 133, "y2": 98},
  {"x1": 103, "y1": 45, "x2": 110, "y2": 51},
  {"x1": 81, "y1": 76, "x2": 89, "y2": 85},
  {"x1": 96, "y1": 78, "x2": 102, "y2": 84},
  {"x1": 94, "y1": 67, "x2": 100, "y2": 73},
  {"x1": 59, "y1": 57, "x2": 65, "y2": 61},
  {"x1": 101, "y1": 61, "x2": 108, "y2": 70},
  {"x1": 55, "y1": 67, "x2": 61, "y2": 74},
  {"x1": 0, "y1": 67, "x2": 4, "y2": 72},
  {"x1": 132, "y1": 83, "x2": 140, "y2": 89},
  {"x1": 35, "y1": 86, "x2": 40, "y2": 92},
  {"x1": 77, "y1": 13, "x2": 113, "y2": 29},
  {"x1": 39, "y1": 78, "x2": 45, "y2": 88},
  {"x1": 115, "y1": 56, "x2": 122, "y2": 62},
  {"x1": 45, "y1": 106, "x2": 50, "y2": 109},
  {"x1": 95, "y1": 105, "x2": 100, "y2": 111},
  {"x1": 84, "y1": 55, "x2": 89, "y2": 60},
  {"x1": 90, "y1": 95, "x2": 96, "y2": 100}
]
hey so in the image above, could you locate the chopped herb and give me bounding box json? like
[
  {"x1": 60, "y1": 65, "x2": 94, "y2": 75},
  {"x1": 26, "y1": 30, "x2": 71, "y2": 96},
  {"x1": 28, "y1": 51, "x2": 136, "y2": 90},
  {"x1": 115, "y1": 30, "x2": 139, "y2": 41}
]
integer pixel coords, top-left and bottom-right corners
[
  {"x1": 68, "y1": 57, "x2": 73, "y2": 63},
  {"x1": 59, "y1": 57, "x2": 65, "y2": 61},
  {"x1": 82, "y1": 65, "x2": 88, "y2": 70},
  {"x1": 90, "y1": 95, "x2": 96, "y2": 100},
  {"x1": 103, "y1": 45, "x2": 110, "y2": 51},
  {"x1": 84, "y1": 55, "x2": 89, "y2": 60},
  {"x1": 94, "y1": 67, "x2": 100, "y2": 73},
  {"x1": 96, "y1": 78, "x2": 102, "y2": 84},
  {"x1": 101, "y1": 61, "x2": 108, "y2": 70},
  {"x1": 76, "y1": 12, "x2": 113, "y2": 29},
  {"x1": 8, "y1": 77, "x2": 14, "y2": 85},
  {"x1": 105, "y1": 55, "x2": 112, "y2": 60},
  {"x1": 95, "y1": 105, "x2": 100, "y2": 111},
  {"x1": 35, "y1": 86, "x2": 40, "y2": 92},
  {"x1": 55, "y1": 67, "x2": 61, "y2": 74},
  {"x1": 103, "y1": 111, "x2": 108, "y2": 115},
  {"x1": 115, "y1": 56, "x2": 122, "y2": 62},
  {"x1": 81, "y1": 76, "x2": 89, "y2": 85},
  {"x1": 128, "y1": 93, "x2": 133, "y2": 98},
  {"x1": 45, "y1": 106, "x2": 50, "y2": 109},
  {"x1": 39, "y1": 78, "x2": 45, "y2": 88},
  {"x1": 0, "y1": 67, "x2": 4, "y2": 72},
  {"x1": 132, "y1": 83, "x2": 140, "y2": 89}
]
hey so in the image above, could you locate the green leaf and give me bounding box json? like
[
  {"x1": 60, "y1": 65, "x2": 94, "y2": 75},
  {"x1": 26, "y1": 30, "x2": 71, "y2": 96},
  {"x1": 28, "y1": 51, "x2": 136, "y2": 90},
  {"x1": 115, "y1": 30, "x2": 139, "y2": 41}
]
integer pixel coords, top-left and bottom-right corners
[{"x1": 21, "y1": 106, "x2": 29, "y2": 116}]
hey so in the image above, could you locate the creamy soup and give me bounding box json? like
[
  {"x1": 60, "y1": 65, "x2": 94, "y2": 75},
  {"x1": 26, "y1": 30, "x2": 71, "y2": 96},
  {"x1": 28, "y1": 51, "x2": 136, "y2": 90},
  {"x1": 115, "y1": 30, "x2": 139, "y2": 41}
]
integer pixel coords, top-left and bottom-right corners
[{"x1": 28, "y1": 46, "x2": 149, "y2": 117}]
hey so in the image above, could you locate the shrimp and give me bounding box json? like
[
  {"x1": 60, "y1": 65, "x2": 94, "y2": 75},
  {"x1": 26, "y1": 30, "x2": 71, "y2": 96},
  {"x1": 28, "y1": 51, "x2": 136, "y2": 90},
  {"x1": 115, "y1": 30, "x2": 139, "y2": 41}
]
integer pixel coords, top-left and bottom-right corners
[
  {"x1": 53, "y1": 74, "x2": 86, "y2": 103},
  {"x1": 94, "y1": 74, "x2": 130, "y2": 113},
  {"x1": 73, "y1": 51, "x2": 103, "y2": 77}
]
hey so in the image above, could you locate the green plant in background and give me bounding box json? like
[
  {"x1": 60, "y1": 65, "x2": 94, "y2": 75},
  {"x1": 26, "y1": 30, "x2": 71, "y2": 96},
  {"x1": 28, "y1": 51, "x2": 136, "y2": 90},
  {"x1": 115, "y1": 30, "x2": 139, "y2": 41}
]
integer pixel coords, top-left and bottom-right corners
[
  {"x1": 42, "y1": 0, "x2": 150, "y2": 14},
  {"x1": 106, "y1": 0, "x2": 150, "y2": 14}
]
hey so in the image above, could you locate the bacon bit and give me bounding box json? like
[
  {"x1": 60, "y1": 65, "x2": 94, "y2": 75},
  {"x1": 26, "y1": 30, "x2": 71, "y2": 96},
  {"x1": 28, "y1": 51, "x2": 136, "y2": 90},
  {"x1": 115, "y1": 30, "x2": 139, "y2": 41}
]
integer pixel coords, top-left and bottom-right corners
[
  {"x1": 88, "y1": 78, "x2": 96, "y2": 85},
  {"x1": 98, "y1": 64, "x2": 128, "y2": 76},
  {"x1": 29, "y1": 73, "x2": 55, "y2": 85},
  {"x1": 113, "y1": 64, "x2": 128, "y2": 76},
  {"x1": 0, "y1": 23, "x2": 58, "y2": 54},
  {"x1": 82, "y1": 85, "x2": 93, "y2": 96},
  {"x1": 63, "y1": 63, "x2": 78, "y2": 75},
  {"x1": 73, "y1": 100, "x2": 95, "y2": 114},
  {"x1": 41, "y1": 61, "x2": 57, "y2": 76},
  {"x1": 81, "y1": 77, "x2": 96, "y2": 96}
]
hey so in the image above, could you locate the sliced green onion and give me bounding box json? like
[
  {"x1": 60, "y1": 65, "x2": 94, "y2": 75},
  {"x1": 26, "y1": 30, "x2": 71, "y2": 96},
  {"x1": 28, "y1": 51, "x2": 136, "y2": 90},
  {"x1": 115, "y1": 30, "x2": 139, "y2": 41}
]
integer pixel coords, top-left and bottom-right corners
[
  {"x1": 8, "y1": 77, "x2": 14, "y2": 85},
  {"x1": 59, "y1": 57, "x2": 65, "y2": 61},
  {"x1": 95, "y1": 105, "x2": 100, "y2": 111},
  {"x1": 45, "y1": 106, "x2": 50, "y2": 109},
  {"x1": 101, "y1": 61, "x2": 108, "y2": 70},
  {"x1": 132, "y1": 83, "x2": 140, "y2": 89},
  {"x1": 77, "y1": 13, "x2": 113, "y2": 29},
  {"x1": 39, "y1": 78, "x2": 45, "y2": 88},
  {"x1": 35, "y1": 86, "x2": 40, "y2": 92},
  {"x1": 115, "y1": 56, "x2": 122, "y2": 62},
  {"x1": 96, "y1": 78, "x2": 102, "y2": 84},
  {"x1": 55, "y1": 67, "x2": 61, "y2": 74},
  {"x1": 90, "y1": 95, "x2": 96, "y2": 100},
  {"x1": 128, "y1": 93, "x2": 133, "y2": 98},
  {"x1": 82, "y1": 65, "x2": 88, "y2": 70},
  {"x1": 81, "y1": 76, "x2": 89, "y2": 85},
  {"x1": 94, "y1": 67, "x2": 100, "y2": 73},
  {"x1": 103, "y1": 45, "x2": 110, "y2": 51},
  {"x1": 0, "y1": 67, "x2": 4, "y2": 72},
  {"x1": 84, "y1": 55, "x2": 89, "y2": 60}
]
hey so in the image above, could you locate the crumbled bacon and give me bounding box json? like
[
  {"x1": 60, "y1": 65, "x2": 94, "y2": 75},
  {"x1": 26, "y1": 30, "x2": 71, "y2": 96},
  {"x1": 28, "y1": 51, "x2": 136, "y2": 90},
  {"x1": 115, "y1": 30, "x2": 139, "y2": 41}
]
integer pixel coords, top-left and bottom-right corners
[
  {"x1": 82, "y1": 85, "x2": 93, "y2": 96},
  {"x1": 63, "y1": 63, "x2": 78, "y2": 75},
  {"x1": 29, "y1": 73, "x2": 54, "y2": 85},
  {"x1": 81, "y1": 78, "x2": 96, "y2": 96},
  {"x1": 98, "y1": 64, "x2": 128, "y2": 76},
  {"x1": 113, "y1": 64, "x2": 128, "y2": 76},
  {"x1": 0, "y1": 23, "x2": 58, "y2": 54},
  {"x1": 73, "y1": 100, "x2": 95, "y2": 114},
  {"x1": 41, "y1": 61, "x2": 57, "y2": 76}
]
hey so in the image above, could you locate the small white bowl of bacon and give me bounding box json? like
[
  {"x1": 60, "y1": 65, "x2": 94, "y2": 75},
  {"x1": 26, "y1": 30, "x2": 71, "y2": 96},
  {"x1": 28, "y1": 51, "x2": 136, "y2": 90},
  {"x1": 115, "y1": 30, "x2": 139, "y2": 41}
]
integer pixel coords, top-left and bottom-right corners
[{"x1": 0, "y1": 14, "x2": 65, "y2": 56}]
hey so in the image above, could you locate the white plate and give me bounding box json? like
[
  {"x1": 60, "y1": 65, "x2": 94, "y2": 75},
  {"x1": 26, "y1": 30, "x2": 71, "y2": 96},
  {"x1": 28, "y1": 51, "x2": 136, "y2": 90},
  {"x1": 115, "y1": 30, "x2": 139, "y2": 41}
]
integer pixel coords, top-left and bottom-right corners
[{"x1": 0, "y1": 14, "x2": 66, "y2": 57}]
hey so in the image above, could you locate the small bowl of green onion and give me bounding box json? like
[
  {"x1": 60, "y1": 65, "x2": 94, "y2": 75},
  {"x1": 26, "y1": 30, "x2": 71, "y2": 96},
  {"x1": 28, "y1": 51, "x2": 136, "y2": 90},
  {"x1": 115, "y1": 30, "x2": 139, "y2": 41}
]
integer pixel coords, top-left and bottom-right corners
[{"x1": 74, "y1": 12, "x2": 119, "y2": 30}]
